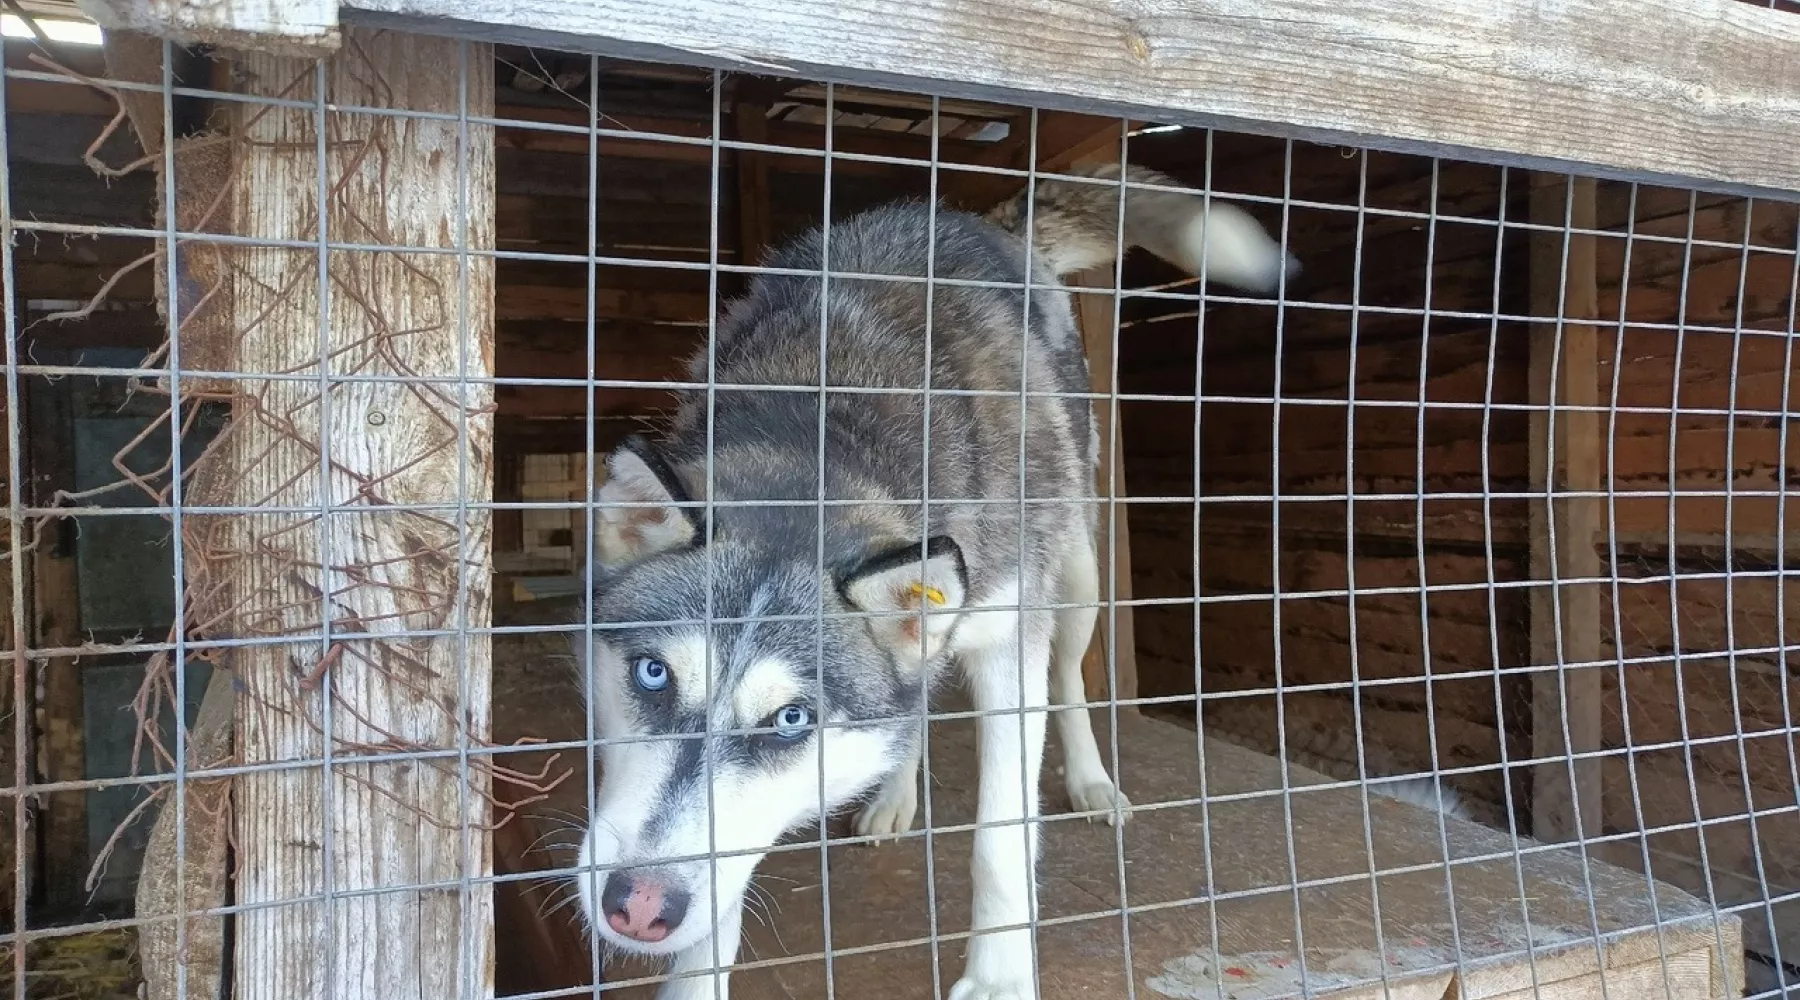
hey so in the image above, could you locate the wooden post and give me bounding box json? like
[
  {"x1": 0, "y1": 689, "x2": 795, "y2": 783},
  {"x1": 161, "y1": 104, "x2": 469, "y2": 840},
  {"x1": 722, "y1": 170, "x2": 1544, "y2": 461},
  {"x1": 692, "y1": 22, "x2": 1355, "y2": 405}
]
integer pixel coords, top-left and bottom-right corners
[
  {"x1": 1072, "y1": 271, "x2": 1139, "y2": 709},
  {"x1": 1528, "y1": 174, "x2": 1602, "y2": 844},
  {"x1": 221, "y1": 28, "x2": 496, "y2": 1000},
  {"x1": 24, "y1": 374, "x2": 82, "y2": 913},
  {"x1": 732, "y1": 90, "x2": 775, "y2": 269}
]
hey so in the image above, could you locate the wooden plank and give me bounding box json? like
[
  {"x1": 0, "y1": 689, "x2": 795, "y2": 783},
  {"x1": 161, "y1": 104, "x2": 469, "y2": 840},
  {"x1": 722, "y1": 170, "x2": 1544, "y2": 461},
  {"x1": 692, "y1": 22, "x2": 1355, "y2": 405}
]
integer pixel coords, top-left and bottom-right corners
[
  {"x1": 221, "y1": 28, "x2": 495, "y2": 1000},
  {"x1": 23, "y1": 349, "x2": 86, "y2": 914},
  {"x1": 1592, "y1": 751, "x2": 1799, "y2": 977},
  {"x1": 939, "y1": 111, "x2": 1125, "y2": 210},
  {"x1": 497, "y1": 343, "x2": 696, "y2": 383},
  {"x1": 345, "y1": 0, "x2": 1800, "y2": 199},
  {"x1": 1072, "y1": 271, "x2": 1138, "y2": 709},
  {"x1": 1527, "y1": 175, "x2": 1603, "y2": 845},
  {"x1": 135, "y1": 667, "x2": 233, "y2": 1000},
  {"x1": 492, "y1": 101, "x2": 993, "y2": 171},
  {"x1": 596, "y1": 709, "x2": 1733, "y2": 1000},
  {"x1": 75, "y1": 0, "x2": 339, "y2": 54},
  {"x1": 494, "y1": 383, "x2": 676, "y2": 419},
  {"x1": 732, "y1": 91, "x2": 776, "y2": 268},
  {"x1": 496, "y1": 285, "x2": 707, "y2": 323},
  {"x1": 1472, "y1": 948, "x2": 1717, "y2": 1000},
  {"x1": 0, "y1": 376, "x2": 9, "y2": 930}
]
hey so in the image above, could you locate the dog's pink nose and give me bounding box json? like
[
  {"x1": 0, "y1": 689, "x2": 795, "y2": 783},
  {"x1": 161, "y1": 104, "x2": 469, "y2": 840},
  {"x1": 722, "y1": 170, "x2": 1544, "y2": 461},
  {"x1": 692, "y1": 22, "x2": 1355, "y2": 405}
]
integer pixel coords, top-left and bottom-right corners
[
  {"x1": 609, "y1": 881, "x2": 666, "y2": 941},
  {"x1": 601, "y1": 872, "x2": 690, "y2": 943}
]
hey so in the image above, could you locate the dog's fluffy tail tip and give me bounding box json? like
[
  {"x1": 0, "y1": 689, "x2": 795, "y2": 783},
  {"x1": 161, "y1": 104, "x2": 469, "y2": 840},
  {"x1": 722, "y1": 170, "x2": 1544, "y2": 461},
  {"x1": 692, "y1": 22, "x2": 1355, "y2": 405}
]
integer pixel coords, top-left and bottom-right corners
[
  {"x1": 1165, "y1": 198, "x2": 1300, "y2": 294},
  {"x1": 989, "y1": 162, "x2": 1300, "y2": 294}
]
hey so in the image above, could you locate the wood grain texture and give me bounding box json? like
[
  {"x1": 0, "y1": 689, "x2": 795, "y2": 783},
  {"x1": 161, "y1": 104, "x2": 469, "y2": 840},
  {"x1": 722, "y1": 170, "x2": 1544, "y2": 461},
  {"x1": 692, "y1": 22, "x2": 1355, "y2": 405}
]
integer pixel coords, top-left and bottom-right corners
[
  {"x1": 135, "y1": 668, "x2": 233, "y2": 1000},
  {"x1": 23, "y1": 357, "x2": 88, "y2": 915},
  {"x1": 349, "y1": 0, "x2": 1800, "y2": 197},
  {"x1": 220, "y1": 28, "x2": 495, "y2": 1000},
  {"x1": 1527, "y1": 175, "x2": 1604, "y2": 845},
  {"x1": 76, "y1": 0, "x2": 339, "y2": 54},
  {"x1": 1073, "y1": 272, "x2": 1139, "y2": 708},
  {"x1": 598, "y1": 709, "x2": 1737, "y2": 1000},
  {"x1": 732, "y1": 88, "x2": 777, "y2": 269}
]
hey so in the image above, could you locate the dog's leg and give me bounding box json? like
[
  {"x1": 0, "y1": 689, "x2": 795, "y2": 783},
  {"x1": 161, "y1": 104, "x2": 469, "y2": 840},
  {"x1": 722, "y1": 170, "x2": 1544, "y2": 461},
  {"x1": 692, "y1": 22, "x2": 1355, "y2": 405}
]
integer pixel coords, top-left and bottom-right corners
[
  {"x1": 1051, "y1": 542, "x2": 1131, "y2": 823},
  {"x1": 951, "y1": 623, "x2": 1051, "y2": 1000},
  {"x1": 853, "y1": 740, "x2": 921, "y2": 842},
  {"x1": 659, "y1": 902, "x2": 743, "y2": 1000}
]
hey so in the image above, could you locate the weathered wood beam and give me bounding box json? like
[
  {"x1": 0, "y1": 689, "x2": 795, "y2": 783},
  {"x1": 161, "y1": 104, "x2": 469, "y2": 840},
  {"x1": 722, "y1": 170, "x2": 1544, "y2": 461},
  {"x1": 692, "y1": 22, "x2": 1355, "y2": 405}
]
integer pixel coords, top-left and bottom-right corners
[
  {"x1": 348, "y1": 0, "x2": 1800, "y2": 199},
  {"x1": 76, "y1": 0, "x2": 339, "y2": 54},
  {"x1": 222, "y1": 27, "x2": 495, "y2": 1000},
  {"x1": 1528, "y1": 174, "x2": 1603, "y2": 846}
]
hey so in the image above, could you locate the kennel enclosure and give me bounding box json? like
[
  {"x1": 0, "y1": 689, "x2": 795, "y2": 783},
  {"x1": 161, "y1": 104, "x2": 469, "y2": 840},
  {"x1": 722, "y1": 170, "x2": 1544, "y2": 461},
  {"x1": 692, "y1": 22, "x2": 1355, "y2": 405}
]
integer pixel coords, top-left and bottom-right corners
[{"x1": 0, "y1": 0, "x2": 1796, "y2": 999}]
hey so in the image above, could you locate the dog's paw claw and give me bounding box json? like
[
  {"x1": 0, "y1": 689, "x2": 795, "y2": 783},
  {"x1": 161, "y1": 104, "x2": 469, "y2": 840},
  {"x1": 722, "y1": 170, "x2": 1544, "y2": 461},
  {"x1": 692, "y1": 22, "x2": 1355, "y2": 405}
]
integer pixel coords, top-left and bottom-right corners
[
  {"x1": 1067, "y1": 778, "x2": 1131, "y2": 825},
  {"x1": 852, "y1": 787, "x2": 918, "y2": 844}
]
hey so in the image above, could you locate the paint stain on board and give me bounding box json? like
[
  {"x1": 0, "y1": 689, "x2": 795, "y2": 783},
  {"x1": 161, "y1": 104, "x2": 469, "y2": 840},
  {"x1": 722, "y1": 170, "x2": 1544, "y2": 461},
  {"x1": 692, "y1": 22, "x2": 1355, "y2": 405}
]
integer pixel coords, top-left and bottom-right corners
[
  {"x1": 1146, "y1": 946, "x2": 1450, "y2": 1000},
  {"x1": 1145, "y1": 922, "x2": 1592, "y2": 999}
]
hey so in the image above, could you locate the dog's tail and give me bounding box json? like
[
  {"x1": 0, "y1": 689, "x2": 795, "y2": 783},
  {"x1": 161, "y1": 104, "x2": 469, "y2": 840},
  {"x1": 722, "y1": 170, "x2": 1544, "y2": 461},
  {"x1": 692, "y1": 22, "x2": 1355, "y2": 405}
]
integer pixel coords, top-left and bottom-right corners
[
  {"x1": 1372, "y1": 777, "x2": 1474, "y2": 822},
  {"x1": 985, "y1": 162, "x2": 1297, "y2": 293}
]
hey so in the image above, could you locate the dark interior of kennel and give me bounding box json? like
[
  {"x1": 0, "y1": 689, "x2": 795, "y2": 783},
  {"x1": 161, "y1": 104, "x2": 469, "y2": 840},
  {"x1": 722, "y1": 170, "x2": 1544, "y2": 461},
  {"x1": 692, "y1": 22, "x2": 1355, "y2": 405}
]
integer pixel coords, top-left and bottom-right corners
[{"x1": 3, "y1": 32, "x2": 1798, "y2": 997}]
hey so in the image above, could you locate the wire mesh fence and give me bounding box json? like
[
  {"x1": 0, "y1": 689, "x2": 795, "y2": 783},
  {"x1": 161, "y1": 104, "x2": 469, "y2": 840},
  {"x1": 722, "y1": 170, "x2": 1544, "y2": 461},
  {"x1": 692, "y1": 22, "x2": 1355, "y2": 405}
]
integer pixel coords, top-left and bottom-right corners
[{"x1": 0, "y1": 6, "x2": 1797, "y2": 1000}]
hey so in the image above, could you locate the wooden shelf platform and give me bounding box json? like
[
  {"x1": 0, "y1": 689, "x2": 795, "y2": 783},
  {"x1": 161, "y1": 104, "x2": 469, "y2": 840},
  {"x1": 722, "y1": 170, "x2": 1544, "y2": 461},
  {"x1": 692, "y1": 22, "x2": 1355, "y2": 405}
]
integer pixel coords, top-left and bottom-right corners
[{"x1": 604, "y1": 710, "x2": 1740, "y2": 1000}]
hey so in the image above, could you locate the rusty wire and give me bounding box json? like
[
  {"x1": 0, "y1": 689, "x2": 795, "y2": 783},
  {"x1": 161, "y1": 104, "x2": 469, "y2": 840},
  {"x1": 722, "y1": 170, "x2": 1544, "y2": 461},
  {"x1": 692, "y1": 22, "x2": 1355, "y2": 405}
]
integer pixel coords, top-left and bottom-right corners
[{"x1": 16, "y1": 51, "x2": 571, "y2": 896}]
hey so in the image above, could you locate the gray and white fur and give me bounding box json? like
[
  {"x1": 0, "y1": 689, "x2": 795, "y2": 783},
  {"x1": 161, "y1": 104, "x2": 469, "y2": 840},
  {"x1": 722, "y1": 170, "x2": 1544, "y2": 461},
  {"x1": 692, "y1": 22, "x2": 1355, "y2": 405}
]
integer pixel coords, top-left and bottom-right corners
[
  {"x1": 574, "y1": 163, "x2": 1295, "y2": 1000},
  {"x1": 1372, "y1": 777, "x2": 1474, "y2": 821}
]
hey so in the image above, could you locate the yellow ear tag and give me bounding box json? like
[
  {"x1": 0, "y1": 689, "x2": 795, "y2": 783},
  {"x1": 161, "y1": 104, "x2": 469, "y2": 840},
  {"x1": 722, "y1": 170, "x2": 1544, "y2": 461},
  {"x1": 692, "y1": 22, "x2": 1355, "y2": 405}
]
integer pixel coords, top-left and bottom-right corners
[{"x1": 909, "y1": 582, "x2": 947, "y2": 606}]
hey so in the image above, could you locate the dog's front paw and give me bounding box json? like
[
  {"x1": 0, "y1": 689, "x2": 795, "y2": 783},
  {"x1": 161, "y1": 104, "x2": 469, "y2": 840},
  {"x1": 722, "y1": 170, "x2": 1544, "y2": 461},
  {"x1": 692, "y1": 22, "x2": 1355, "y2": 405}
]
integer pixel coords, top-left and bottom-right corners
[
  {"x1": 947, "y1": 972, "x2": 1038, "y2": 1000},
  {"x1": 852, "y1": 779, "x2": 918, "y2": 843},
  {"x1": 951, "y1": 934, "x2": 1038, "y2": 1000},
  {"x1": 1066, "y1": 776, "x2": 1131, "y2": 825}
]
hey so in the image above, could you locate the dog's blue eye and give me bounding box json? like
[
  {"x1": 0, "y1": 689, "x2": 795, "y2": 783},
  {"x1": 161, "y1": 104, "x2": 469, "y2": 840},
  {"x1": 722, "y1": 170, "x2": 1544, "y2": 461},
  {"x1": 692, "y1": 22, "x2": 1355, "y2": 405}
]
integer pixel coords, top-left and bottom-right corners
[
  {"x1": 772, "y1": 704, "x2": 811, "y2": 740},
  {"x1": 633, "y1": 657, "x2": 670, "y2": 692}
]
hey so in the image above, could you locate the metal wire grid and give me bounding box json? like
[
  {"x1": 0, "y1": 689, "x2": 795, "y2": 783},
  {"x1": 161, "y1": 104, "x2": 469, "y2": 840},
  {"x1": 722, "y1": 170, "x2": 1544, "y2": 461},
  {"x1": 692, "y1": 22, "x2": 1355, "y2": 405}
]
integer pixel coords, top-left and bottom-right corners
[{"x1": 0, "y1": 15, "x2": 1795, "y2": 1000}]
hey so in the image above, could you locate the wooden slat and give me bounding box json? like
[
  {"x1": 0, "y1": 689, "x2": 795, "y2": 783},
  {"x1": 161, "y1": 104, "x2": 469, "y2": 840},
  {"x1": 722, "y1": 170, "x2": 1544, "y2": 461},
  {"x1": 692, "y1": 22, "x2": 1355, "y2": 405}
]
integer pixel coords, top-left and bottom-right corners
[
  {"x1": 23, "y1": 369, "x2": 84, "y2": 914},
  {"x1": 732, "y1": 91, "x2": 777, "y2": 268},
  {"x1": 496, "y1": 284, "x2": 707, "y2": 323},
  {"x1": 938, "y1": 111, "x2": 1126, "y2": 209},
  {"x1": 345, "y1": 0, "x2": 1800, "y2": 198},
  {"x1": 495, "y1": 383, "x2": 676, "y2": 418},
  {"x1": 1071, "y1": 272, "x2": 1138, "y2": 709},
  {"x1": 492, "y1": 101, "x2": 994, "y2": 170},
  {"x1": 1527, "y1": 174, "x2": 1604, "y2": 845}
]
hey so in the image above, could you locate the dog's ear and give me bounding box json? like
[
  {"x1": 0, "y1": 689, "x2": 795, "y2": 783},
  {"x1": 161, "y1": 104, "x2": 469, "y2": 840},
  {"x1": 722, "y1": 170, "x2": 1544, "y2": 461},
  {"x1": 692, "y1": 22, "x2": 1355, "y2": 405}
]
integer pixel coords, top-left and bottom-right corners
[
  {"x1": 593, "y1": 436, "x2": 703, "y2": 569},
  {"x1": 841, "y1": 536, "x2": 967, "y2": 663}
]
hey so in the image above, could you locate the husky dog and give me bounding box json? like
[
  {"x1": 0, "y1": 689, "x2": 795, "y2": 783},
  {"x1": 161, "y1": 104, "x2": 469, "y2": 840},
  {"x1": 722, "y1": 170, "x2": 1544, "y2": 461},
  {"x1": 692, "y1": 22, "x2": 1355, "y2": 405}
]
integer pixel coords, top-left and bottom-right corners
[{"x1": 575, "y1": 162, "x2": 1296, "y2": 1000}]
